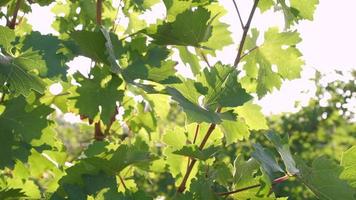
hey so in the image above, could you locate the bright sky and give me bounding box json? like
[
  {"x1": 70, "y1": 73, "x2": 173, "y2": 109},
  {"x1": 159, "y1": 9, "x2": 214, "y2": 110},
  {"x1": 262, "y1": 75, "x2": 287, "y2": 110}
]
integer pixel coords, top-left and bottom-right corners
[{"x1": 14, "y1": 0, "x2": 356, "y2": 115}]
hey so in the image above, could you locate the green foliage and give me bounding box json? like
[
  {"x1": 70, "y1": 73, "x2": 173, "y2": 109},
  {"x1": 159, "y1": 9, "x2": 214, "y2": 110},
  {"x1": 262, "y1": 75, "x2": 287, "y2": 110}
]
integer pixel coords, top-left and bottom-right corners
[{"x1": 2, "y1": 0, "x2": 349, "y2": 199}]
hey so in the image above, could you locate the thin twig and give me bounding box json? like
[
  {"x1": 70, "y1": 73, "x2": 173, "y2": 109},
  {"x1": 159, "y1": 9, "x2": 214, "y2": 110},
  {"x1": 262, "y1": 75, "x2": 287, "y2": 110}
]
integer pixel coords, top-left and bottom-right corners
[
  {"x1": 111, "y1": 0, "x2": 123, "y2": 32},
  {"x1": 119, "y1": 175, "x2": 128, "y2": 190},
  {"x1": 233, "y1": 0, "x2": 260, "y2": 67},
  {"x1": 239, "y1": 46, "x2": 259, "y2": 61},
  {"x1": 186, "y1": 124, "x2": 201, "y2": 175},
  {"x1": 7, "y1": 0, "x2": 22, "y2": 29},
  {"x1": 192, "y1": 124, "x2": 200, "y2": 144},
  {"x1": 231, "y1": 0, "x2": 245, "y2": 29},
  {"x1": 217, "y1": 174, "x2": 290, "y2": 196},
  {"x1": 96, "y1": 0, "x2": 103, "y2": 26},
  {"x1": 199, "y1": 51, "x2": 212, "y2": 68}
]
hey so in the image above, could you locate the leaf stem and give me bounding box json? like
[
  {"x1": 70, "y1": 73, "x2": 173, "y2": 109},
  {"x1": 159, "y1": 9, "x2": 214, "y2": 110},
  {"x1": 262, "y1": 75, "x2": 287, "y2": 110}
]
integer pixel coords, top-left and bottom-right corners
[
  {"x1": 118, "y1": 175, "x2": 128, "y2": 190},
  {"x1": 192, "y1": 124, "x2": 200, "y2": 144},
  {"x1": 217, "y1": 174, "x2": 290, "y2": 196},
  {"x1": 231, "y1": 0, "x2": 245, "y2": 29},
  {"x1": 233, "y1": 0, "x2": 260, "y2": 67},
  {"x1": 239, "y1": 46, "x2": 259, "y2": 61},
  {"x1": 7, "y1": 0, "x2": 22, "y2": 29},
  {"x1": 96, "y1": 0, "x2": 103, "y2": 26},
  {"x1": 94, "y1": 121, "x2": 105, "y2": 140}
]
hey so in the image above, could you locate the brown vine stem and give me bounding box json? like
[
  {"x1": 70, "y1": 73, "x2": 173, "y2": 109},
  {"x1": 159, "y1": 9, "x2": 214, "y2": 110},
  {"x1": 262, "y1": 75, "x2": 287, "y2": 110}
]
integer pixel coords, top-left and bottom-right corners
[
  {"x1": 233, "y1": 0, "x2": 260, "y2": 67},
  {"x1": 8, "y1": 0, "x2": 23, "y2": 29},
  {"x1": 118, "y1": 175, "x2": 128, "y2": 190},
  {"x1": 96, "y1": 0, "x2": 103, "y2": 26},
  {"x1": 217, "y1": 174, "x2": 290, "y2": 196},
  {"x1": 177, "y1": 108, "x2": 221, "y2": 193},
  {"x1": 232, "y1": 0, "x2": 244, "y2": 29},
  {"x1": 177, "y1": 1, "x2": 259, "y2": 193},
  {"x1": 94, "y1": 121, "x2": 105, "y2": 141}
]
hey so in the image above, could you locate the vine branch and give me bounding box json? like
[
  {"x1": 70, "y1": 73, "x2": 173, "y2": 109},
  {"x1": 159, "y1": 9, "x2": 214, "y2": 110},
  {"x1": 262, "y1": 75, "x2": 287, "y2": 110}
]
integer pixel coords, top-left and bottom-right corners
[
  {"x1": 232, "y1": 0, "x2": 245, "y2": 29},
  {"x1": 96, "y1": 0, "x2": 103, "y2": 26},
  {"x1": 118, "y1": 175, "x2": 128, "y2": 190},
  {"x1": 234, "y1": 0, "x2": 260, "y2": 67},
  {"x1": 7, "y1": 0, "x2": 23, "y2": 29},
  {"x1": 177, "y1": 108, "x2": 221, "y2": 193},
  {"x1": 177, "y1": 1, "x2": 260, "y2": 193},
  {"x1": 217, "y1": 174, "x2": 290, "y2": 196}
]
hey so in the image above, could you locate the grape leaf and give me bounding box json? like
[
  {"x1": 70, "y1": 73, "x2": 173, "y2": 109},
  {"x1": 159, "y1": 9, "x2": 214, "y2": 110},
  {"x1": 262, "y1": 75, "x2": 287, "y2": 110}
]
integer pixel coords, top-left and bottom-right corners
[
  {"x1": 340, "y1": 146, "x2": 356, "y2": 188},
  {"x1": 258, "y1": 0, "x2": 274, "y2": 13},
  {"x1": 21, "y1": 31, "x2": 69, "y2": 79},
  {"x1": 266, "y1": 132, "x2": 299, "y2": 175},
  {"x1": 278, "y1": 0, "x2": 319, "y2": 28},
  {"x1": 252, "y1": 143, "x2": 284, "y2": 178},
  {"x1": 242, "y1": 27, "x2": 304, "y2": 98},
  {"x1": 71, "y1": 30, "x2": 123, "y2": 74},
  {"x1": 173, "y1": 144, "x2": 219, "y2": 161},
  {"x1": 177, "y1": 46, "x2": 200, "y2": 75},
  {"x1": 0, "y1": 97, "x2": 53, "y2": 168},
  {"x1": 0, "y1": 188, "x2": 27, "y2": 200},
  {"x1": 235, "y1": 102, "x2": 268, "y2": 130},
  {"x1": 0, "y1": 51, "x2": 46, "y2": 96},
  {"x1": 198, "y1": 63, "x2": 252, "y2": 109},
  {"x1": 72, "y1": 67, "x2": 124, "y2": 125},
  {"x1": 147, "y1": 7, "x2": 212, "y2": 47},
  {"x1": 165, "y1": 86, "x2": 221, "y2": 124},
  {"x1": 296, "y1": 156, "x2": 356, "y2": 200},
  {"x1": 0, "y1": 26, "x2": 15, "y2": 51},
  {"x1": 219, "y1": 118, "x2": 250, "y2": 145}
]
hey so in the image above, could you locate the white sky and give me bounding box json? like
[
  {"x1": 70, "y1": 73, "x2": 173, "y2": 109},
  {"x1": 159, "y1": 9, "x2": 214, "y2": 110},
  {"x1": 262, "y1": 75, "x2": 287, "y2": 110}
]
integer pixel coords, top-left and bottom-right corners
[{"x1": 10, "y1": 0, "x2": 356, "y2": 115}]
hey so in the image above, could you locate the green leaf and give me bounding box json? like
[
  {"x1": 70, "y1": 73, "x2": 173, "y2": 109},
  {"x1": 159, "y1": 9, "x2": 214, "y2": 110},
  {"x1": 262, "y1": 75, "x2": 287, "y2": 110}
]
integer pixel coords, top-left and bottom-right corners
[
  {"x1": 340, "y1": 146, "x2": 356, "y2": 188},
  {"x1": 0, "y1": 188, "x2": 27, "y2": 200},
  {"x1": 258, "y1": 0, "x2": 274, "y2": 13},
  {"x1": 177, "y1": 46, "x2": 200, "y2": 75},
  {"x1": 147, "y1": 7, "x2": 212, "y2": 47},
  {"x1": 0, "y1": 26, "x2": 15, "y2": 50},
  {"x1": 173, "y1": 144, "x2": 219, "y2": 161},
  {"x1": 219, "y1": 118, "x2": 250, "y2": 145},
  {"x1": 162, "y1": 128, "x2": 186, "y2": 148},
  {"x1": 189, "y1": 178, "x2": 220, "y2": 200},
  {"x1": 279, "y1": 0, "x2": 319, "y2": 28},
  {"x1": 166, "y1": 86, "x2": 221, "y2": 124},
  {"x1": 56, "y1": 144, "x2": 153, "y2": 196},
  {"x1": 242, "y1": 27, "x2": 304, "y2": 98},
  {"x1": 72, "y1": 67, "x2": 124, "y2": 125},
  {"x1": 235, "y1": 102, "x2": 268, "y2": 130},
  {"x1": 266, "y1": 132, "x2": 299, "y2": 175},
  {"x1": 296, "y1": 156, "x2": 356, "y2": 200},
  {"x1": 200, "y1": 3, "x2": 233, "y2": 52},
  {"x1": 252, "y1": 143, "x2": 284, "y2": 178},
  {"x1": 199, "y1": 63, "x2": 252, "y2": 109},
  {"x1": 21, "y1": 31, "x2": 69, "y2": 79},
  {"x1": 0, "y1": 52, "x2": 46, "y2": 96},
  {"x1": 0, "y1": 97, "x2": 53, "y2": 168},
  {"x1": 71, "y1": 30, "x2": 122, "y2": 72},
  {"x1": 71, "y1": 30, "x2": 108, "y2": 63}
]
